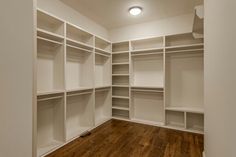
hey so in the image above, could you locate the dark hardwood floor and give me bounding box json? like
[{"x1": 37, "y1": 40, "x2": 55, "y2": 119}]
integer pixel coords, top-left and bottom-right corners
[{"x1": 46, "y1": 120, "x2": 204, "y2": 157}]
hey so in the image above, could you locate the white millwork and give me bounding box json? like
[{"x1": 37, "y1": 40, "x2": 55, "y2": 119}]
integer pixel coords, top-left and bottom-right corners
[{"x1": 36, "y1": 8, "x2": 204, "y2": 157}]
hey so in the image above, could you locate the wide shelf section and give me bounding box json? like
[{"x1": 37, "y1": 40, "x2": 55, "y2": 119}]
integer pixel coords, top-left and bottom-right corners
[
  {"x1": 165, "y1": 106, "x2": 204, "y2": 114},
  {"x1": 66, "y1": 89, "x2": 94, "y2": 141},
  {"x1": 165, "y1": 110, "x2": 185, "y2": 129},
  {"x1": 130, "y1": 37, "x2": 164, "y2": 51}
]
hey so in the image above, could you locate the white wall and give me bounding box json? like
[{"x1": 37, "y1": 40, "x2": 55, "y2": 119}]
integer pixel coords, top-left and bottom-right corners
[
  {"x1": 109, "y1": 14, "x2": 194, "y2": 42},
  {"x1": 0, "y1": 0, "x2": 35, "y2": 157},
  {"x1": 204, "y1": 0, "x2": 236, "y2": 157},
  {"x1": 37, "y1": 0, "x2": 109, "y2": 40}
]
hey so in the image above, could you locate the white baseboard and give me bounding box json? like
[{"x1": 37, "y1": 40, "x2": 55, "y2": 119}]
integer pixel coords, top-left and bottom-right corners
[{"x1": 203, "y1": 151, "x2": 205, "y2": 157}]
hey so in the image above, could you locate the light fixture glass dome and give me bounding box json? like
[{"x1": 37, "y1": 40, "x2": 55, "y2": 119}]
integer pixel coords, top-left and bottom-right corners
[{"x1": 129, "y1": 7, "x2": 142, "y2": 16}]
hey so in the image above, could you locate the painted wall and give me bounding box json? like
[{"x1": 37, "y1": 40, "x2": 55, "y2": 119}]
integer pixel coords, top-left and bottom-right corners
[
  {"x1": 37, "y1": 0, "x2": 109, "y2": 40},
  {"x1": 0, "y1": 0, "x2": 35, "y2": 157},
  {"x1": 204, "y1": 0, "x2": 236, "y2": 157},
  {"x1": 109, "y1": 14, "x2": 194, "y2": 42}
]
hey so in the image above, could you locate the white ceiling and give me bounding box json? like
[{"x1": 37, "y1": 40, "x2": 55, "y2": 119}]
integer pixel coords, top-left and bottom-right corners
[{"x1": 60, "y1": 0, "x2": 203, "y2": 29}]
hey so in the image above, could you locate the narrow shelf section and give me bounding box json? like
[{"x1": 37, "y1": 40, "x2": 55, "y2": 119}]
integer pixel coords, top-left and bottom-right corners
[
  {"x1": 95, "y1": 87, "x2": 112, "y2": 126},
  {"x1": 66, "y1": 89, "x2": 94, "y2": 141},
  {"x1": 112, "y1": 109, "x2": 129, "y2": 119},
  {"x1": 66, "y1": 43, "x2": 93, "y2": 91},
  {"x1": 37, "y1": 93, "x2": 65, "y2": 157}
]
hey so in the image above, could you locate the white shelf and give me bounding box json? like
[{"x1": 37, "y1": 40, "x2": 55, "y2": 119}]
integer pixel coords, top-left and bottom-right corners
[
  {"x1": 112, "y1": 51, "x2": 129, "y2": 54},
  {"x1": 37, "y1": 90, "x2": 65, "y2": 96},
  {"x1": 95, "y1": 47, "x2": 111, "y2": 55},
  {"x1": 66, "y1": 38, "x2": 93, "y2": 51},
  {"x1": 166, "y1": 110, "x2": 185, "y2": 129},
  {"x1": 37, "y1": 28, "x2": 64, "y2": 43},
  {"x1": 112, "y1": 85, "x2": 129, "y2": 88},
  {"x1": 112, "y1": 109, "x2": 129, "y2": 119},
  {"x1": 131, "y1": 37, "x2": 164, "y2": 51},
  {"x1": 112, "y1": 106, "x2": 129, "y2": 111},
  {"x1": 112, "y1": 96, "x2": 130, "y2": 99},
  {"x1": 112, "y1": 62, "x2": 129, "y2": 65},
  {"x1": 165, "y1": 106, "x2": 204, "y2": 114},
  {"x1": 66, "y1": 23, "x2": 93, "y2": 48},
  {"x1": 66, "y1": 87, "x2": 93, "y2": 92},
  {"x1": 112, "y1": 53, "x2": 129, "y2": 64},
  {"x1": 165, "y1": 43, "x2": 204, "y2": 53},
  {"x1": 112, "y1": 74, "x2": 129, "y2": 76}
]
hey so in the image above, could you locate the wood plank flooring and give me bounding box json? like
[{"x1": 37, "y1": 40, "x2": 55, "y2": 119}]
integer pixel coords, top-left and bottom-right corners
[{"x1": 46, "y1": 120, "x2": 204, "y2": 157}]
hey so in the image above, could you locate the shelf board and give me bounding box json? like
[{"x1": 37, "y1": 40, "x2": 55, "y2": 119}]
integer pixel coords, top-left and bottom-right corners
[
  {"x1": 112, "y1": 62, "x2": 129, "y2": 65},
  {"x1": 112, "y1": 95, "x2": 130, "y2": 99},
  {"x1": 95, "y1": 47, "x2": 111, "y2": 55},
  {"x1": 95, "y1": 51, "x2": 110, "y2": 58},
  {"x1": 95, "y1": 85, "x2": 111, "y2": 89},
  {"x1": 67, "y1": 44, "x2": 93, "y2": 53},
  {"x1": 112, "y1": 74, "x2": 129, "y2": 76},
  {"x1": 37, "y1": 36, "x2": 63, "y2": 46},
  {"x1": 131, "y1": 118, "x2": 165, "y2": 126},
  {"x1": 112, "y1": 106, "x2": 129, "y2": 111},
  {"x1": 66, "y1": 87, "x2": 93, "y2": 92},
  {"x1": 37, "y1": 140, "x2": 63, "y2": 157},
  {"x1": 165, "y1": 43, "x2": 204, "y2": 52},
  {"x1": 37, "y1": 28, "x2": 64, "y2": 42},
  {"x1": 112, "y1": 85, "x2": 129, "y2": 88},
  {"x1": 165, "y1": 107, "x2": 204, "y2": 114},
  {"x1": 66, "y1": 38, "x2": 93, "y2": 50},
  {"x1": 112, "y1": 51, "x2": 129, "y2": 54},
  {"x1": 131, "y1": 86, "x2": 163, "y2": 89},
  {"x1": 37, "y1": 90, "x2": 65, "y2": 96}
]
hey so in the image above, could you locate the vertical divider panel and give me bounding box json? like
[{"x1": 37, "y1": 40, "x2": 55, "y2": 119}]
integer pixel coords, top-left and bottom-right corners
[
  {"x1": 128, "y1": 41, "x2": 132, "y2": 119},
  {"x1": 163, "y1": 36, "x2": 166, "y2": 125},
  {"x1": 63, "y1": 22, "x2": 67, "y2": 142}
]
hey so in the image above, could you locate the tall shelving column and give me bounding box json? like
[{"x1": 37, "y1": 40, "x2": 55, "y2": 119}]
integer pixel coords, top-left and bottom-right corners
[
  {"x1": 112, "y1": 42, "x2": 130, "y2": 119},
  {"x1": 129, "y1": 37, "x2": 165, "y2": 125},
  {"x1": 36, "y1": 9, "x2": 66, "y2": 157},
  {"x1": 65, "y1": 22, "x2": 95, "y2": 142},
  {"x1": 94, "y1": 37, "x2": 112, "y2": 126}
]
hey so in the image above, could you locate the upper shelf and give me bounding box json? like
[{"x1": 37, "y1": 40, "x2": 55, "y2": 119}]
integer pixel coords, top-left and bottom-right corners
[
  {"x1": 192, "y1": 5, "x2": 204, "y2": 39},
  {"x1": 131, "y1": 37, "x2": 164, "y2": 51},
  {"x1": 66, "y1": 23, "x2": 94, "y2": 48},
  {"x1": 112, "y1": 41, "x2": 129, "y2": 53},
  {"x1": 37, "y1": 9, "x2": 64, "y2": 37},
  {"x1": 95, "y1": 36, "x2": 111, "y2": 52}
]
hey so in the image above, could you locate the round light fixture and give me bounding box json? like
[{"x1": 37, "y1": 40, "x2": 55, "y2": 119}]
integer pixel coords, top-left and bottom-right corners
[{"x1": 129, "y1": 7, "x2": 142, "y2": 16}]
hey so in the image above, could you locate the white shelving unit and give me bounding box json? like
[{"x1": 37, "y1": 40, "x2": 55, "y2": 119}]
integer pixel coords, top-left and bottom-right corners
[
  {"x1": 66, "y1": 89, "x2": 94, "y2": 141},
  {"x1": 37, "y1": 93, "x2": 65, "y2": 157},
  {"x1": 35, "y1": 9, "x2": 205, "y2": 157}
]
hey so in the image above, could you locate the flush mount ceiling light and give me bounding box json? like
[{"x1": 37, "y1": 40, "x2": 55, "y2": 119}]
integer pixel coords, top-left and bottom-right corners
[{"x1": 129, "y1": 7, "x2": 142, "y2": 16}]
